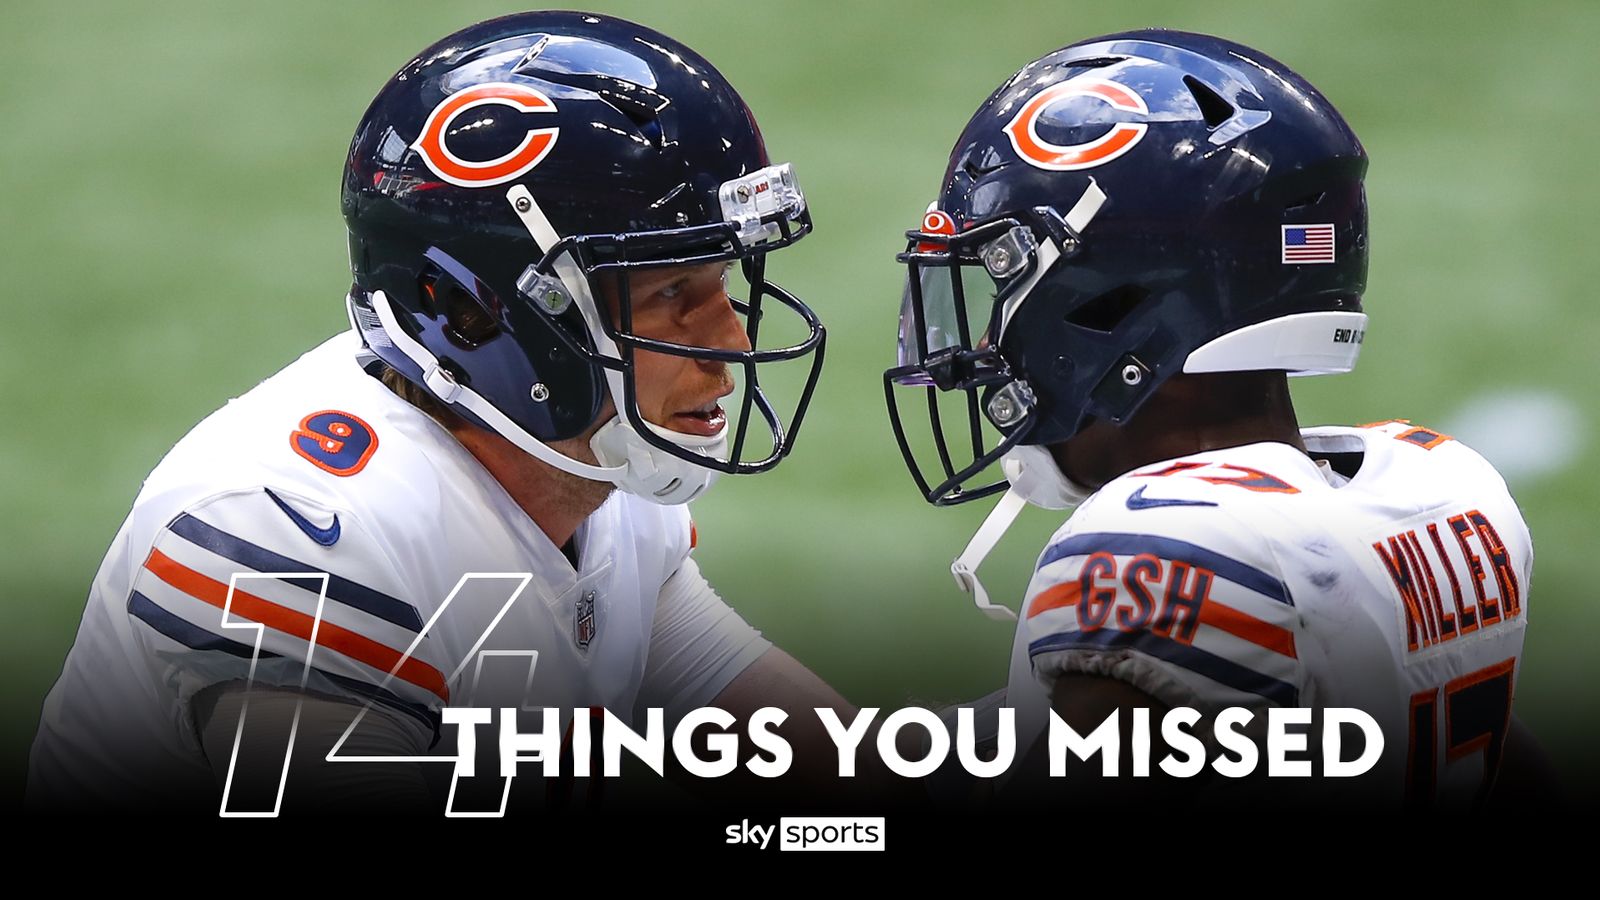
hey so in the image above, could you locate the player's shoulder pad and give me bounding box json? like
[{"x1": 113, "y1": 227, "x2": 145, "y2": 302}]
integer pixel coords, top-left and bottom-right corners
[{"x1": 1331, "y1": 420, "x2": 1514, "y2": 491}]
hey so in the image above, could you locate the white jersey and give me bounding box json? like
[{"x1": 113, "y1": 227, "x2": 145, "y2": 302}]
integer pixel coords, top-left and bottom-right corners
[
  {"x1": 28, "y1": 331, "x2": 769, "y2": 811},
  {"x1": 1006, "y1": 422, "x2": 1532, "y2": 809}
]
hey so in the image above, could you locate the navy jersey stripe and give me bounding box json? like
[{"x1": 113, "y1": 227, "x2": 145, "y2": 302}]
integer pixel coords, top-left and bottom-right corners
[
  {"x1": 1041, "y1": 532, "x2": 1293, "y2": 606},
  {"x1": 1029, "y1": 628, "x2": 1298, "y2": 705},
  {"x1": 128, "y1": 591, "x2": 440, "y2": 738},
  {"x1": 168, "y1": 512, "x2": 425, "y2": 632},
  {"x1": 129, "y1": 591, "x2": 280, "y2": 661}
]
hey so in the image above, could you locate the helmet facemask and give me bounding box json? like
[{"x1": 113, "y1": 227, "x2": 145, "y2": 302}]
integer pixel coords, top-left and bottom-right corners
[
  {"x1": 885, "y1": 197, "x2": 1095, "y2": 507},
  {"x1": 506, "y1": 165, "x2": 826, "y2": 501}
]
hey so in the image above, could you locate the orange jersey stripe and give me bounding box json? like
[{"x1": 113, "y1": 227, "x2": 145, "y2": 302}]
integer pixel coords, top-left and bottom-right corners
[
  {"x1": 1026, "y1": 581, "x2": 1084, "y2": 619},
  {"x1": 1198, "y1": 601, "x2": 1297, "y2": 659},
  {"x1": 143, "y1": 548, "x2": 449, "y2": 702}
]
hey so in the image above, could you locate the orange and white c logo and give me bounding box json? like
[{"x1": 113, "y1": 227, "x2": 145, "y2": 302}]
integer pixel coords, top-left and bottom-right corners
[
  {"x1": 412, "y1": 82, "x2": 559, "y2": 188},
  {"x1": 1003, "y1": 78, "x2": 1148, "y2": 172}
]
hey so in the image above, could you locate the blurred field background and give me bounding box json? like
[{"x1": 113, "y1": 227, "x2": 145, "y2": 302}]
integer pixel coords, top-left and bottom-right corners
[{"x1": 5, "y1": 0, "x2": 1598, "y2": 807}]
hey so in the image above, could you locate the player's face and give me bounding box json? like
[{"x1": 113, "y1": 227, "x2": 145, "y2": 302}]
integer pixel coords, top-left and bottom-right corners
[{"x1": 599, "y1": 261, "x2": 749, "y2": 437}]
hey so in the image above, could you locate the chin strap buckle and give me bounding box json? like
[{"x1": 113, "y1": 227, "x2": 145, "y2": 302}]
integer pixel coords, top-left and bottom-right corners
[{"x1": 424, "y1": 365, "x2": 462, "y2": 404}]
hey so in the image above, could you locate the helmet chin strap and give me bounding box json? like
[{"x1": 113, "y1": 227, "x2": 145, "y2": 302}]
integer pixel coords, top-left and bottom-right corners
[
  {"x1": 949, "y1": 489, "x2": 1028, "y2": 622},
  {"x1": 950, "y1": 442, "x2": 1093, "y2": 621},
  {"x1": 374, "y1": 286, "x2": 737, "y2": 506},
  {"x1": 367, "y1": 288, "x2": 623, "y2": 482},
  {"x1": 504, "y1": 185, "x2": 633, "y2": 413},
  {"x1": 369, "y1": 288, "x2": 725, "y2": 504}
]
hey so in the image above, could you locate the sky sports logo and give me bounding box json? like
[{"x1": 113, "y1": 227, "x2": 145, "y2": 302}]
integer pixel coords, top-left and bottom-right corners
[{"x1": 725, "y1": 817, "x2": 884, "y2": 851}]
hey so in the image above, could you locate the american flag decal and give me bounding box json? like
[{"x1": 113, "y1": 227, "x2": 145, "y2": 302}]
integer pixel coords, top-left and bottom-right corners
[{"x1": 1281, "y1": 224, "x2": 1335, "y2": 263}]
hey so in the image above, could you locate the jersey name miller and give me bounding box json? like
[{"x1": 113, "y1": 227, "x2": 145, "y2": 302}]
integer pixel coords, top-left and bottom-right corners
[{"x1": 1371, "y1": 508, "x2": 1523, "y2": 654}]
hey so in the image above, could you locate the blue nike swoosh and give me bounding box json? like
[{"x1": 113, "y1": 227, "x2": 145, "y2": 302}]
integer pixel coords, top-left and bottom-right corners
[
  {"x1": 265, "y1": 489, "x2": 341, "y2": 546},
  {"x1": 1125, "y1": 485, "x2": 1219, "y2": 511}
]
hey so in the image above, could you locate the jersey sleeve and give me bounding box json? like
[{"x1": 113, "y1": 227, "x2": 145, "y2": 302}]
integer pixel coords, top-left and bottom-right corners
[
  {"x1": 1022, "y1": 501, "x2": 1306, "y2": 716},
  {"x1": 123, "y1": 487, "x2": 443, "y2": 746},
  {"x1": 633, "y1": 555, "x2": 772, "y2": 727}
]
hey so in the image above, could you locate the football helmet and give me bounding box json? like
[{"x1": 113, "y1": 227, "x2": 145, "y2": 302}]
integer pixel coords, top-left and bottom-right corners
[
  {"x1": 885, "y1": 30, "x2": 1368, "y2": 510},
  {"x1": 343, "y1": 12, "x2": 825, "y2": 505}
]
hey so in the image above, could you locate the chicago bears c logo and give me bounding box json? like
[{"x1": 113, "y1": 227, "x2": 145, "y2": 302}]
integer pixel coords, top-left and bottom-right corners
[
  {"x1": 412, "y1": 83, "x2": 559, "y2": 188},
  {"x1": 1004, "y1": 78, "x2": 1148, "y2": 172}
]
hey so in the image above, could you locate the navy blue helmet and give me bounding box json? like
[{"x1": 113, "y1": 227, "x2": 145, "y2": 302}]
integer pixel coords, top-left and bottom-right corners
[
  {"x1": 344, "y1": 12, "x2": 824, "y2": 504},
  {"x1": 885, "y1": 30, "x2": 1368, "y2": 506}
]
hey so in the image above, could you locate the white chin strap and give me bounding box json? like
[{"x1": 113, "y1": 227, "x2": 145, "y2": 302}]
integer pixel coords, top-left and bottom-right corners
[
  {"x1": 950, "y1": 443, "x2": 1092, "y2": 621},
  {"x1": 949, "y1": 490, "x2": 1028, "y2": 622}
]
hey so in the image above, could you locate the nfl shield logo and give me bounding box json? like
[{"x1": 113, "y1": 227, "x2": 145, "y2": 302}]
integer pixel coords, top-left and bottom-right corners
[{"x1": 574, "y1": 590, "x2": 598, "y2": 650}]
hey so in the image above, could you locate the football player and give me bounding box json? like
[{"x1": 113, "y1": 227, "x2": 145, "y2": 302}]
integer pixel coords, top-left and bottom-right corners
[
  {"x1": 28, "y1": 11, "x2": 866, "y2": 815},
  {"x1": 886, "y1": 30, "x2": 1555, "y2": 810}
]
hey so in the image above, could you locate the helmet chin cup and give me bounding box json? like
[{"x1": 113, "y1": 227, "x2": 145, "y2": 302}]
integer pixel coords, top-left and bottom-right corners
[
  {"x1": 590, "y1": 416, "x2": 725, "y2": 505},
  {"x1": 1000, "y1": 443, "x2": 1092, "y2": 510}
]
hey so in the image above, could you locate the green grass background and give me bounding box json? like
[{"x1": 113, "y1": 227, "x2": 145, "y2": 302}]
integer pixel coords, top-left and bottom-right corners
[{"x1": 5, "y1": 0, "x2": 1598, "y2": 805}]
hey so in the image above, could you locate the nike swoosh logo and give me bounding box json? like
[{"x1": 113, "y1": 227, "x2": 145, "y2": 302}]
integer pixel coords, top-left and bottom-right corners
[
  {"x1": 1125, "y1": 485, "x2": 1219, "y2": 511},
  {"x1": 265, "y1": 489, "x2": 341, "y2": 546}
]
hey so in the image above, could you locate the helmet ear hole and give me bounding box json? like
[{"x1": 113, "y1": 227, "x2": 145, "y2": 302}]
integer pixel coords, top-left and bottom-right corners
[
  {"x1": 1065, "y1": 285, "x2": 1149, "y2": 333},
  {"x1": 419, "y1": 269, "x2": 501, "y2": 348},
  {"x1": 443, "y1": 284, "x2": 501, "y2": 347}
]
